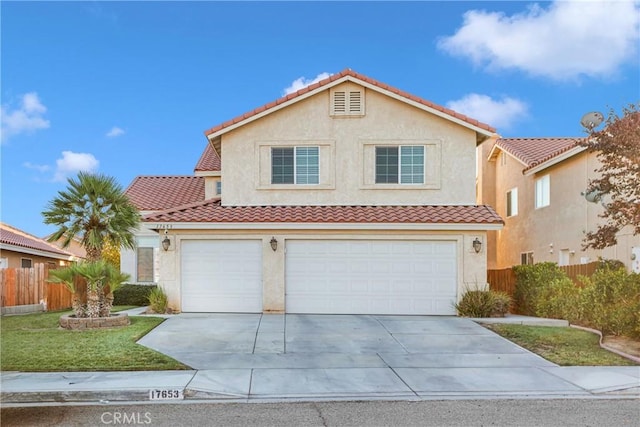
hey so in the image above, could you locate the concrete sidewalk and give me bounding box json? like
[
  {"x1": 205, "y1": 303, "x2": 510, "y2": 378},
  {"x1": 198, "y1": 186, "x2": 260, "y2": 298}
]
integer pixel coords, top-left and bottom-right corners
[{"x1": 2, "y1": 366, "x2": 638, "y2": 405}]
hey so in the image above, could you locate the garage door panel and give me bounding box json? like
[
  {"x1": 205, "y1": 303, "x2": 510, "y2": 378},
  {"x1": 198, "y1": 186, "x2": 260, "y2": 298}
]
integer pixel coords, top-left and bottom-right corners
[
  {"x1": 286, "y1": 240, "x2": 457, "y2": 315},
  {"x1": 181, "y1": 240, "x2": 262, "y2": 313}
]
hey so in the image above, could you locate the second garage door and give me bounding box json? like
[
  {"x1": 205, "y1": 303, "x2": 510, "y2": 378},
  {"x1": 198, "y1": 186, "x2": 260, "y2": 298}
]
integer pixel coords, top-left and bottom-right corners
[
  {"x1": 286, "y1": 240, "x2": 457, "y2": 315},
  {"x1": 181, "y1": 240, "x2": 262, "y2": 312}
]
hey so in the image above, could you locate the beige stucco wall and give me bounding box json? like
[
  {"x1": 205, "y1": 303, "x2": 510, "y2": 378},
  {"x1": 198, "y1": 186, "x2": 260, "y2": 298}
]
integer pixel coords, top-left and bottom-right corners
[
  {"x1": 0, "y1": 249, "x2": 71, "y2": 269},
  {"x1": 156, "y1": 228, "x2": 489, "y2": 314},
  {"x1": 482, "y1": 145, "x2": 640, "y2": 270},
  {"x1": 219, "y1": 83, "x2": 479, "y2": 206}
]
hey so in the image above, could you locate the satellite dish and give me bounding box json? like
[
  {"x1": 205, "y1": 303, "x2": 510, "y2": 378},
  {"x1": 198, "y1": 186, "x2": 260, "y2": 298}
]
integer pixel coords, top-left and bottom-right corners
[
  {"x1": 583, "y1": 189, "x2": 602, "y2": 203},
  {"x1": 580, "y1": 111, "x2": 604, "y2": 130}
]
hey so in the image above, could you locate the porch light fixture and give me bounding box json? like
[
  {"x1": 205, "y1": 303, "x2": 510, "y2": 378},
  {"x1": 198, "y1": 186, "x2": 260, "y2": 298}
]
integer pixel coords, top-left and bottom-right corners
[
  {"x1": 162, "y1": 231, "x2": 171, "y2": 251},
  {"x1": 472, "y1": 238, "x2": 482, "y2": 253},
  {"x1": 270, "y1": 237, "x2": 278, "y2": 252}
]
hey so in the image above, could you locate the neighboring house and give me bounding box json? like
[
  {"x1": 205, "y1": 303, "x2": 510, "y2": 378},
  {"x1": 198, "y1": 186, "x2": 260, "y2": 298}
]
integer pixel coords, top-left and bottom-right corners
[
  {"x1": 0, "y1": 222, "x2": 75, "y2": 269},
  {"x1": 45, "y1": 234, "x2": 87, "y2": 260},
  {"x1": 478, "y1": 137, "x2": 640, "y2": 272},
  {"x1": 124, "y1": 69, "x2": 504, "y2": 315}
]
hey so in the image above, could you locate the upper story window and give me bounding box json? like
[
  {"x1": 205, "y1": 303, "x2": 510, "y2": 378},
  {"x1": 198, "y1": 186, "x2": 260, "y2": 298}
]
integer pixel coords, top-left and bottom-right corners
[
  {"x1": 375, "y1": 146, "x2": 424, "y2": 184},
  {"x1": 506, "y1": 188, "x2": 518, "y2": 217},
  {"x1": 535, "y1": 174, "x2": 550, "y2": 208},
  {"x1": 271, "y1": 146, "x2": 319, "y2": 185},
  {"x1": 216, "y1": 181, "x2": 222, "y2": 195}
]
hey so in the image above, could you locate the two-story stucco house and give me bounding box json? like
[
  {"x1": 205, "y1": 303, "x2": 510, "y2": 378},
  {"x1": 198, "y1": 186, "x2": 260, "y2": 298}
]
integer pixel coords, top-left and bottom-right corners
[
  {"x1": 123, "y1": 69, "x2": 504, "y2": 315},
  {"x1": 478, "y1": 136, "x2": 640, "y2": 272}
]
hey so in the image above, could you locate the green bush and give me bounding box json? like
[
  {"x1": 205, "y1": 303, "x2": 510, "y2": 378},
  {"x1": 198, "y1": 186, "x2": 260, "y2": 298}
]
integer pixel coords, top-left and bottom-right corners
[
  {"x1": 513, "y1": 262, "x2": 568, "y2": 316},
  {"x1": 455, "y1": 290, "x2": 512, "y2": 318},
  {"x1": 147, "y1": 286, "x2": 169, "y2": 314},
  {"x1": 535, "y1": 276, "x2": 582, "y2": 323},
  {"x1": 579, "y1": 267, "x2": 640, "y2": 337},
  {"x1": 113, "y1": 284, "x2": 157, "y2": 306}
]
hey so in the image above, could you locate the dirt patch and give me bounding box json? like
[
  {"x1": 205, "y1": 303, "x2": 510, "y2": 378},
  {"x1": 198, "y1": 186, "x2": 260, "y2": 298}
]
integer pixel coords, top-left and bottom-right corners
[{"x1": 603, "y1": 335, "x2": 640, "y2": 358}]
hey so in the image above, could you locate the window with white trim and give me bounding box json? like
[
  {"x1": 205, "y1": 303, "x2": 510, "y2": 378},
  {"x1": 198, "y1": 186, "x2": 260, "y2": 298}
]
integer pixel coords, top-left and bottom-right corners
[
  {"x1": 271, "y1": 146, "x2": 319, "y2": 184},
  {"x1": 216, "y1": 181, "x2": 222, "y2": 195},
  {"x1": 521, "y1": 252, "x2": 534, "y2": 265},
  {"x1": 0, "y1": 258, "x2": 7, "y2": 269},
  {"x1": 375, "y1": 146, "x2": 425, "y2": 184},
  {"x1": 506, "y1": 188, "x2": 518, "y2": 217},
  {"x1": 535, "y1": 175, "x2": 550, "y2": 208},
  {"x1": 136, "y1": 247, "x2": 154, "y2": 282}
]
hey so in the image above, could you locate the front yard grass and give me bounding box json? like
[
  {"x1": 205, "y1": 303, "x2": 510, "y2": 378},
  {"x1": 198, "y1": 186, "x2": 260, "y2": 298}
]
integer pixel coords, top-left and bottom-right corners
[
  {"x1": 1, "y1": 309, "x2": 190, "y2": 372},
  {"x1": 485, "y1": 324, "x2": 638, "y2": 366}
]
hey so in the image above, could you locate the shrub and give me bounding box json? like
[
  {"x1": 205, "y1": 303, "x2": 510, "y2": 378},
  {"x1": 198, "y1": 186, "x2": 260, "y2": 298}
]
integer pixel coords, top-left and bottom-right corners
[
  {"x1": 513, "y1": 262, "x2": 567, "y2": 316},
  {"x1": 579, "y1": 267, "x2": 640, "y2": 337},
  {"x1": 535, "y1": 276, "x2": 582, "y2": 323},
  {"x1": 147, "y1": 286, "x2": 169, "y2": 314},
  {"x1": 455, "y1": 290, "x2": 512, "y2": 318},
  {"x1": 113, "y1": 284, "x2": 157, "y2": 306}
]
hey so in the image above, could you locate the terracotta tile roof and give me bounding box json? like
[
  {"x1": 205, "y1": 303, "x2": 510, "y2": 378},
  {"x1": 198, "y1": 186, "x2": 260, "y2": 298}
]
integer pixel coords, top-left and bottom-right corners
[
  {"x1": 124, "y1": 176, "x2": 205, "y2": 211},
  {"x1": 496, "y1": 137, "x2": 583, "y2": 170},
  {"x1": 194, "y1": 143, "x2": 221, "y2": 172},
  {"x1": 143, "y1": 199, "x2": 503, "y2": 225},
  {"x1": 204, "y1": 68, "x2": 496, "y2": 137},
  {"x1": 0, "y1": 223, "x2": 73, "y2": 258}
]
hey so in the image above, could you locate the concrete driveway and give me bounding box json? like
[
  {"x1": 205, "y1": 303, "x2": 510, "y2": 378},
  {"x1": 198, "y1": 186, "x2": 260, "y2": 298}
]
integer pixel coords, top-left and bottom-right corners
[{"x1": 135, "y1": 313, "x2": 607, "y2": 399}]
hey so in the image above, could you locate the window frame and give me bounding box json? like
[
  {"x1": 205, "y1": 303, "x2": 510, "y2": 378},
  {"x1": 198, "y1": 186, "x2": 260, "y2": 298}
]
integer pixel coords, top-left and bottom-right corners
[
  {"x1": 21, "y1": 258, "x2": 33, "y2": 268},
  {"x1": 520, "y1": 252, "x2": 534, "y2": 265},
  {"x1": 271, "y1": 146, "x2": 319, "y2": 185},
  {"x1": 215, "y1": 181, "x2": 222, "y2": 195},
  {"x1": 136, "y1": 247, "x2": 154, "y2": 283},
  {"x1": 535, "y1": 174, "x2": 550, "y2": 208},
  {"x1": 506, "y1": 188, "x2": 518, "y2": 217},
  {"x1": 375, "y1": 145, "x2": 425, "y2": 185}
]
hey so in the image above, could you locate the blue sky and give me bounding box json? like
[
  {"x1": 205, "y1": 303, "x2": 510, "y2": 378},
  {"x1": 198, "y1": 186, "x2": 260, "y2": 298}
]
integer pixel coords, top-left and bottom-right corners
[{"x1": 2, "y1": 1, "x2": 639, "y2": 238}]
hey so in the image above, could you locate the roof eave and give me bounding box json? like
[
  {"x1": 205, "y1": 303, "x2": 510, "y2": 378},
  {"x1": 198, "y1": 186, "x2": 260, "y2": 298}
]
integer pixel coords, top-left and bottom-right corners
[
  {"x1": 523, "y1": 146, "x2": 587, "y2": 176},
  {"x1": 144, "y1": 221, "x2": 503, "y2": 231}
]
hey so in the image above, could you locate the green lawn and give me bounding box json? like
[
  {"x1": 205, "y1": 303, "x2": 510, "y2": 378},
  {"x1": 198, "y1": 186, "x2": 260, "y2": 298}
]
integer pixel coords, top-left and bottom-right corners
[
  {"x1": 1, "y1": 309, "x2": 190, "y2": 372},
  {"x1": 485, "y1": 324, "x2": 638, "y2": 366}
]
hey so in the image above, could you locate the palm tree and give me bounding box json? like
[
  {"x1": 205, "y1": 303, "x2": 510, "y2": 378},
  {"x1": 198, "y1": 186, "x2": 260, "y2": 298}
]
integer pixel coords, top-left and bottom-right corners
[
  {"x1": 48, "y1": 267, "x2": 84, "y2": 317},
  {"x1": 43, "y1": 172, "x2": 140, "y2": 317},
  {"x1": 43, "y1": 172, "x2": 140, "y2": 261}
]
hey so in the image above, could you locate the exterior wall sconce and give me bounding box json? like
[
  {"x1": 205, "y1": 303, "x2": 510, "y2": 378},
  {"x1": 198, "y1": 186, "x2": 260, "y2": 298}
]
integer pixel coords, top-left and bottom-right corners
[
  {"x1": 472, "y1": 238, "x2": 482, "y2": 253},
  {"x1": 270, "y1": 237, "x2": 278, "y2": 252},
  {"x1": 162, "y1": 231, "x2": 171, "y2": 251}
]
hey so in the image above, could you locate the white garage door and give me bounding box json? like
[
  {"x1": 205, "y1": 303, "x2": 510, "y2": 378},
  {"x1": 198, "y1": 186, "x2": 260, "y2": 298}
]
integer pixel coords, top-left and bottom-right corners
[
  {"x1": 286, "y1": 240, "x2": 457, "y2": 315},
  {"x1": 181, "y1": 240, "x2": 262, "y2": 312}
]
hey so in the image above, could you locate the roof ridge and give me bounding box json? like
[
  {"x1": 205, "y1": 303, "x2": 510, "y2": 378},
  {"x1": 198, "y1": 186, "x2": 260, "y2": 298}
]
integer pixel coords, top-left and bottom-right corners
[
  {"x1": 0, "y1": 222, "x2": 74, "y2": 257},
  {"x1": 203, "y1": 69, "x2": 496, "y2": 137}
]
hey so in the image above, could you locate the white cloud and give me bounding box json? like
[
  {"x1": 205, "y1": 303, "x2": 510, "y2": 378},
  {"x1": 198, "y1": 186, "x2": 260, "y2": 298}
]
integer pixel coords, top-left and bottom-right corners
[
  {"x1": 53, "y1": 151, "x2": 99, "y2": 182},
  {"x1": 1, "y1": 92, "x2": 50, "y2": 142},
  {"x1": 23, "y1": 162, "x2": 51, "y2": 173},
  {"x1": 106, "y1": 126, "x2": 125, "y2": 137},
  {"x1": 283, "y1": 72, "x2": 332, "y2": 95},
  {"x1": 447, "y1": 93, "x2": 528, "y2": 130},
  {"x1": 438, "y1": 1, "x2": 640, "y2": 80}
]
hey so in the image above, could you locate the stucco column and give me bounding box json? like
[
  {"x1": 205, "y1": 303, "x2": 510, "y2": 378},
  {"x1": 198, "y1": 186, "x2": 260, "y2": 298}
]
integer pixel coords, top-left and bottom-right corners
[{"x1": 262, "y1": 235, "x2": 285, "y2": 312}]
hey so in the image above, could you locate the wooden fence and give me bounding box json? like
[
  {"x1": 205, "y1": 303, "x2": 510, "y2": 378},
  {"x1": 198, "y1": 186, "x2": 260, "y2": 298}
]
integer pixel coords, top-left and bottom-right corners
[
  {"x1": 488, "y1": 261, "x2": 600, "y2": 297},
  {"x1": 0, "y1": 263, "x2": 72, "y2": 311}
]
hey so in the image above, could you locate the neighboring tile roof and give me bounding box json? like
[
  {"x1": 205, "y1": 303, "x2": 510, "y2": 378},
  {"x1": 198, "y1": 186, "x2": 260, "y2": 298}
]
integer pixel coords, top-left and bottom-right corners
[
  {"x1": 124, "y1": 176, "x2": 205, "y2": 211},
  {"x1": 204, "y1": 68, "x2": 496, "y2": 137},
  {"x1": 143, "y1": 199, "x2": 503, "y2": 225},
  {"x1": 0, "y1": 223, "x2": 73, "y2": 257},
  {"x1": 495, "y1": 137, "x2": 583, "y2": 169},
  {"x1": 194, "y1": 143, "x2": 221, "y2": 172}
]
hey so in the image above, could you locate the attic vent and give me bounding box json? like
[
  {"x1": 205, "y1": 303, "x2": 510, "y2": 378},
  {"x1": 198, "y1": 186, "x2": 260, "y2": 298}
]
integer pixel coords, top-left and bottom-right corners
[
  {"x1": 333, "y1": 91, "x2": 346, "y2": 114},
  {"x1": 331, "y1": 88, "x2": 364, "y2": 117}
]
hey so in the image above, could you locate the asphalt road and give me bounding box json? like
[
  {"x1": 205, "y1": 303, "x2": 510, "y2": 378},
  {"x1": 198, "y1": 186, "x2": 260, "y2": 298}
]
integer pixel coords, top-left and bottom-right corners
[{"x1": 2, "y1": 399, "x2": 639, "y2": 427}]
